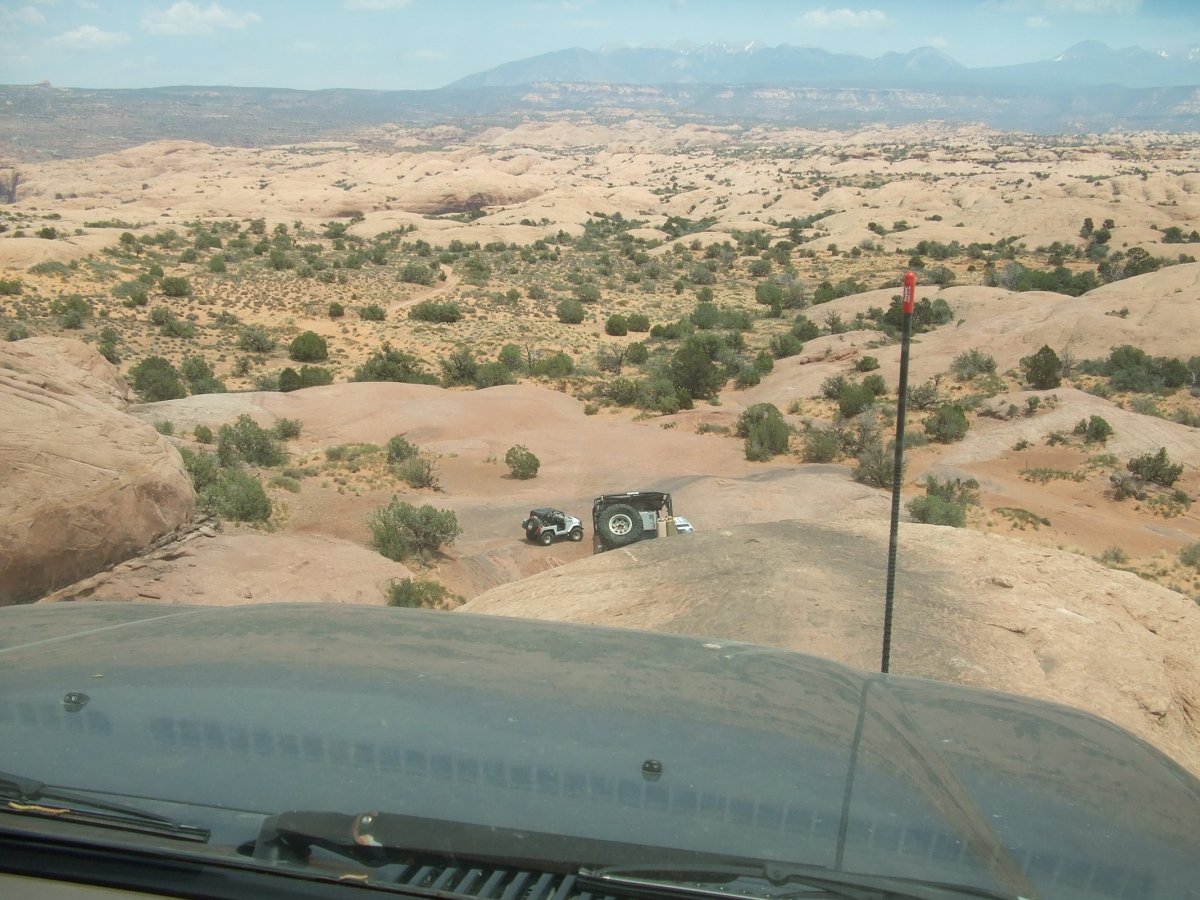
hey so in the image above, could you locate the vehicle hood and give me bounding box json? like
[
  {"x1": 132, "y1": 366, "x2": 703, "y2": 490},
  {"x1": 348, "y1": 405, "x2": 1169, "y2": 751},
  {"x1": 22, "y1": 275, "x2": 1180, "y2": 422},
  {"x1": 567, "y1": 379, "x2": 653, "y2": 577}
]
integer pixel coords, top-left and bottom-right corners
[{"x1": 2, "y1": 603, "x2": 1198, "y2": 899}]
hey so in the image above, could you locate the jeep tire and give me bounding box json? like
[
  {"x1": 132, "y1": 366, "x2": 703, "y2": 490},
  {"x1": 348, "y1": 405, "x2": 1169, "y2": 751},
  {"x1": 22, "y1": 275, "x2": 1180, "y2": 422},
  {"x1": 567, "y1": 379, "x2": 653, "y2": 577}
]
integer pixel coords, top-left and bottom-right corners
[
  {"x1": 569, "y1": 527, "x2": 584, "y2": 542},
  {"x1": 539, "y1": 530, "x2": 555, "y2": 546},
  {"x1": 597, "y1": 504, "x2": 642, "y2": 548}
]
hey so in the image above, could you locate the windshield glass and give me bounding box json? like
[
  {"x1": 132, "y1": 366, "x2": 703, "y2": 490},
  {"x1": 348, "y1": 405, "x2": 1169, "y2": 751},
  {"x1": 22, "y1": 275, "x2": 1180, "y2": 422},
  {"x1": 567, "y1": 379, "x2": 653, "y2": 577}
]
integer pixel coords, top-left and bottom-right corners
[{"x1": 2, "y1": 3, "x2": 1199, "y2": 899}]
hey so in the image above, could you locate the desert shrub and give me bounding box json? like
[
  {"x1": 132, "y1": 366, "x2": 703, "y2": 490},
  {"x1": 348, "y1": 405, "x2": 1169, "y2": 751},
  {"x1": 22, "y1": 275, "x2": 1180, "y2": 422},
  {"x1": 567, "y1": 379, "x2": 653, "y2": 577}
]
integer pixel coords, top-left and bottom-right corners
[
  {"x1": 205, "y1": 468, "x2": 271, "y2": 522},
  {"x1": 605, "y1": 314, "x2": 629, "y2": 336},
  {"x1": 1020, "y1": 345, "x2": 1062, "y2": 389},
  {"x1": 474, "y1": 361, "x2": 516, "y2": 388},
  {"x1": 626, "y1": 342, "x2": 649, "y2": 365},
  {"x1": 153, "y1": 419, "x2": 174, "y2": 435},
  {"x1": 531, "y1": 351, "x2": 574, "y2": 378},
  {"x1": 440, "y1": 348, "x2": 478, "y2": 387},
  {"x1": 820, "y1": 374, "x2": 847, "y2": 401},
  {"x1": 769, "y1": 332, "x2": 804, "y2": 359},
  {"x1": 1179, "y1": 542, "x2": 1200, "y2": 570},
  {"x1": 297, "y1": 365, "x2": 332, "y2": 388},
  {"x1": 289, "y1": 330, "x2": 328, "y2": 362},
  {"x1": 556, "y1": 298, "x2": 585, "y2": 324},
  {"x1": 359, "y1": 304, "x2": 386, "y2": 321},
  {"x1": 386, "y1": 435, "x2": 418, "y2": 463},
  {"x1": 854, "y1": 440, "x2": 902, "y2": 488},
  {"x1": 1073, "y1": 415, "x2": 1113, "y2": 443},
  {"x1": 907, "y1": 476, "x2": 978, "y2": 527},
  {"x1": 505, "y1": 445, "x2": 540, "y2": 479},
  {"x1": 395, "y1": 456, "x2": 440, "y2": 490},
  {"x1": 410, "y1": 301, "x2": 461, "y2": 323},
  {"x1": 627, "y1": 313, "x2": 650, "y2": 332},
  {"x1": 129, "y1": 356, "x2": 186, "y2": 402},
  {"x1": 217, "y1": 414, "x2": 286, "y2": 467},
  {"x1": 354, "y1": 343, "x2": 437, "y2": 384},
  {"x1": 237, "y1": 325, "x2": 276, "y2": 353},
  {"x1": 907, "y1": 379, "x2": 940, "y2": 410},
  {"x1": 855, "y1": 356, "x2": 880, "y2": 372},
  {"x1": 328, "y1": 301, "x2": 345, "y2": 318},
  {"x1": 0, "y1": 278, "x2": 22, "y2": 295},
  {"x1": 1127, "y1": 447, "x2": 1183, "y2": 486},
  {"x1": 924, "y1": 403, "x2": 970, "y2": 442},
  {"x1": 386, "y1": 577, "x2": 455, "y2": 609},
  {"x1": 178, "y1": 447, "x2": 220, "y2": 493},
  {"x1": 733, "y1": 365, "x2": 762, "y2": 389},
  {"x1": 367, "y1": 499, "x2": 461, "y2": 562},
  {"x1": 498, "y1": 344, "x2": 524, "y2": 372},
  {"x1": 399, "y1": 262, "x2": 436, "y2": 285},
  {"x1": 278, "y1": 368, "x2": 301, "y2": 393},
  {"x1": 737, "y1": 403, "x2": 790, "y2": 461},
  {"x1": 861, "y1": 374, "x2": 888, "y2": 397},
  {"x1": 802, "y1": 428, "x2": 841, "y2": 463},
  {"x1": 194, "y1": 424, "x2": 214, "y2": 444},
  {"x1": 160, "y1": 276, "x2": 191, "y2": 298},
  {"x1": 837, "y1": 382, "x2": 876, "y2": 419},
  {"x1": 7, "y1": 323, "x2": 31, "y2": 341},
  {"x1": 51, "y1": 294, "x2": 91, "y2": 329},
  {"x1": 951, "y1": 348, "x2": 997, "y2": 381},
  {"x1": 272, "y1": 418, "x2": 302, "y2": 440}
]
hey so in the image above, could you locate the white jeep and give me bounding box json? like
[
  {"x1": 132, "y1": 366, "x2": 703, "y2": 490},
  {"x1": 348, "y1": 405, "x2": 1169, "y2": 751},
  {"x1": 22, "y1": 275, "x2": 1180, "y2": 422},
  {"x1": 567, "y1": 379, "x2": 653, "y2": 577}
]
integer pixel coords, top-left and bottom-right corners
[{"x1": 522, "y1": 508, "x2": 584, "y2": 546}]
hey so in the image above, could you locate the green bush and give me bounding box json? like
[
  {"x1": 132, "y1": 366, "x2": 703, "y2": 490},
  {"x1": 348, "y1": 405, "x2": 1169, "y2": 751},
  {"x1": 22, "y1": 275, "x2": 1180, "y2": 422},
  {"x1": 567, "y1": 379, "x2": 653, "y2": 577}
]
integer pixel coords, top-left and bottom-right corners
[
  {"x1": 769, "y1": 332, "x2": 804, "y2": 359},
  {"x1": 237, "y1": 326, "x2": 276, "y2": 353},
  {"x1": 128, "y1": 356, "x2": 186, "y2": 402},
  {"x1": 386, "y1": 435, "x2": 418, "y2": 463},
  {"x1": 289, "y1": 330, "x2": 328, "y2": 362},
  {"x1": 1020, "y1": 345, "x2": 1062, "y2": 389},
  {"x1": 556, "y1": 298, "x2": 585, "y2": 324},
  {"x1": 627, "y1": 313, "x2": 650, "y2": 332},
  {"x1": 837, "y1": 382, "x2": 876, "y2": 419},
  {"x1": 194, "y1": 424, "x2": 214, "y2": 444},
  {"x1": 531, "y1": 351, "x2": 574, "y2": 378},
  {"x1": 736, "y1": 404, "x2": 790, "y2": 461},
  {"x1": 272, "y1": 418, "x2": 302, "y2": 440},
  {"x1": 278, "y1": 368, "x2": 301, "y2": 392},
  {"x1": 160, "y1": 276, "x2": 191, "y2": 298},
  {"x1": 367, "y1": 499, "x2": 461, "y2": 562},
  {"x1": 802, "y1": 428, "x2": 841, "y2": 463},
  {"x1": 386, "y1": 577, "x2": 455, "y2": 609},
  {"x1": 474, "y1": 361, "x2": 516, "y2": 388},
  {"x1": 605, "y1": 314, "x2": 629, "y2": 336},
  {"x1": 854, "y1": 441, "x2": 902, "y2": 488},
  {"x1": 399, "y1": 262, "x2": 436, "y2": 285},
  {"x1": 216, "y1": 414, "x2": 286, "y2": 467},
  {"x1": 626, "y1": 342, "x2": 649, "y2": 365},
  {"x1": 906, "y1": 476, "x2": 978, "y2": 527},
  {"x1": 410, "y1": 301, "x2": 461, "y2": 323},
  {"x1": 359, "y1": 304, "x2": 386, "y2": 322},
  {"x1": 205, "y1": 468, "x2": 271, "y2": 522},
  {"x1": 179, "y1": 447, "x2": 220, "y2": 493},
  {"x1": 1179, "y1": 542, "x2": 1200, "y2": 570},
  {"x1": 855, "y1": 356, "x2": 880, "y2": 372},
  {"x1": 395, "y1": 456, "x2": 440, "y2": 489},
  {"x1": 353, "y1": 343, "x2": 437, "y2": 384},
  {"x1": 505, "y1": 445, "x2": 540, "y2": 479},
  {"x1": 328, "y1": 301, "x2": 345, "y2": 318},
  {"x1": 1127, "y1": 447, "x2": 1183, "y2": 486},
  {"x1": 924, "y1": 403, "x2": 970, "y2": 443},
  {"x1": 861, "y1": 374, "x2": 888, "y2": 397},
  {"x1": 950, "y1": 348, "x2": 997, "y2": 381},
  {"x1": 1074, "y1": 415, "x2": 1113, "y2": 443}
]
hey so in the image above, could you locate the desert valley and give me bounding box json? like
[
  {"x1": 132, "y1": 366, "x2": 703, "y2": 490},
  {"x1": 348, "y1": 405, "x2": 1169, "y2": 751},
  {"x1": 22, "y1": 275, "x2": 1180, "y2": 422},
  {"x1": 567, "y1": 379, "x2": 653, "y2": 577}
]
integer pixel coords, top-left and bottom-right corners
[{"x1": 2, "y1": 113, "x2": 1199, "y2": 776}]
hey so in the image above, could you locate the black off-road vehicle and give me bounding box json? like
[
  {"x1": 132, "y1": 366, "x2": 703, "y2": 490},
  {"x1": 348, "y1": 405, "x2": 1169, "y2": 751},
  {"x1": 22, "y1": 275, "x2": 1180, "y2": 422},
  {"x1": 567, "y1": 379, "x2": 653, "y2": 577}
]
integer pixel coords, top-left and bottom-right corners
[{"x1": 522, "y1": 508, "x2": 584, "y2": 545}]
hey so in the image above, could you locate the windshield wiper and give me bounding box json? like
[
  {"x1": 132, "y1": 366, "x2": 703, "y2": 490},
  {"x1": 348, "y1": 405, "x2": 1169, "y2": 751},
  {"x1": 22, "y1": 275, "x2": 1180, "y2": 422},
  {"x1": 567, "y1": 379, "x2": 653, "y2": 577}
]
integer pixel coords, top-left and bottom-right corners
[
  {"x1": 578, "y1": 862, "x2": 1028, "y2": 900},
  {"x1": 0, "y1": 769, "x2": 209, "y2": 843}
]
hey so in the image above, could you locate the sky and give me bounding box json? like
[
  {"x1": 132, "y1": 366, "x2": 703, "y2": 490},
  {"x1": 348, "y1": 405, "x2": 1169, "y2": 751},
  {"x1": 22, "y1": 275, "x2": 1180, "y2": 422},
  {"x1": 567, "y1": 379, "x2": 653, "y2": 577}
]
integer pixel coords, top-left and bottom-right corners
[{"x1": 0, "y1": 0, "x2": 1197, "y2": 92}]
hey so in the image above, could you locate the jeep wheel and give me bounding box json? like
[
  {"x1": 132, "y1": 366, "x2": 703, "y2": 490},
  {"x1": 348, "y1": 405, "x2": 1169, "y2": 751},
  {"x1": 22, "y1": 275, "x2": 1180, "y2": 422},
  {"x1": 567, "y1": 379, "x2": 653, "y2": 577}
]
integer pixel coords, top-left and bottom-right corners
[
  {"x1": 539, "y1": 530, "x2": 555, "y2": 546},
  {"x1": 569, "y1": 527, "x2": 583, "y2": 542},
  {"x1": 598, "y1": 504, "x2": 641, "y2": 548}
]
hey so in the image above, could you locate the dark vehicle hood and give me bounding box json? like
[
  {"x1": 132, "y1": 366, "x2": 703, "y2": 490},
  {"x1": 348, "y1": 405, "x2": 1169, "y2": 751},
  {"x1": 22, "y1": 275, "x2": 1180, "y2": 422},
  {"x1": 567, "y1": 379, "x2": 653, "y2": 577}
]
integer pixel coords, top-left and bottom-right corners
[{"x1": 2, "y1": 603, "x2": 1198, "y2": 899}]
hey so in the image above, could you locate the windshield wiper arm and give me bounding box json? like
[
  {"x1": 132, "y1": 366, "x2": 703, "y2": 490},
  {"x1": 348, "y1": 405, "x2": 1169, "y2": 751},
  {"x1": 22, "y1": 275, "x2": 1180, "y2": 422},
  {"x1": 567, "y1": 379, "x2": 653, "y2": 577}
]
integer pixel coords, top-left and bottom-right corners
[
  {"x1": 0, "y1": 769, "x2": 209, "y2": 843},
  {"x1": 578, "y1": 862, "x2": 1026, "y2": 900}
]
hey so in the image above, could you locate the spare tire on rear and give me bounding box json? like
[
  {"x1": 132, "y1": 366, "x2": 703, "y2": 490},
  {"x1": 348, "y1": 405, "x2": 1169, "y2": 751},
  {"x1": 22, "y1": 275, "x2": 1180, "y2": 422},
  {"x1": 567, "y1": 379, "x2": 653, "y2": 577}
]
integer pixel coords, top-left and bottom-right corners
[{"x1": 597, "y1": 504, "x2": 643, "y2": 548}]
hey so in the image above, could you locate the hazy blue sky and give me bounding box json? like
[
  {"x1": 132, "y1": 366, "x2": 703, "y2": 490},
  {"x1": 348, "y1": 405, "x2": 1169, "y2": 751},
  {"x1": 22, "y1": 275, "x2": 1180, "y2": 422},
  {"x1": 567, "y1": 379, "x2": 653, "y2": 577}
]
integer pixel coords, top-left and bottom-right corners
[{"x1": 1, "y1": 0, "x2": 1197, "y2": 91}]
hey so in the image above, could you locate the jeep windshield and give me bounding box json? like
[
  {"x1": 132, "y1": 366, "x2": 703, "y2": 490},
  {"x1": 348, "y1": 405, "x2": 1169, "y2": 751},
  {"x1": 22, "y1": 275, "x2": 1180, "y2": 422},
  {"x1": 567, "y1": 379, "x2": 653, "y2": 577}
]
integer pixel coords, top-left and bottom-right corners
[{"x1": 3, "y1": 1, "x2": 1200, "y2": 899}]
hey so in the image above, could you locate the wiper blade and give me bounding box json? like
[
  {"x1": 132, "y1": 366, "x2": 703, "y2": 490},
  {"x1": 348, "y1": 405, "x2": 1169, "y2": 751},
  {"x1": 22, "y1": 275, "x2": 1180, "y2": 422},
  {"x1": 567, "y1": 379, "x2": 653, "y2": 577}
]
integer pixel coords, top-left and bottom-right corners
[
  {"x1": 578, "y1": 863, "x2": 1027, "y2": 900},
  {"x1": 0, "y1": 769, "x2": 209, "y2": 843}
]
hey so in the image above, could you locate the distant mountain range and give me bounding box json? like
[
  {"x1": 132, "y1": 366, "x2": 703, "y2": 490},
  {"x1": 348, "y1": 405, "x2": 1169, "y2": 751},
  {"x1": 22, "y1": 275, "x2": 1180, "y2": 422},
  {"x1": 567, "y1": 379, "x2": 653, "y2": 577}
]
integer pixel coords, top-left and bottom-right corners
[
  {"x1": 448, "y1": 40, "x2": 1200, "y2": 92},
  {"x1": 2, "y1": 42, "x2": 1199, "y2": 160}
]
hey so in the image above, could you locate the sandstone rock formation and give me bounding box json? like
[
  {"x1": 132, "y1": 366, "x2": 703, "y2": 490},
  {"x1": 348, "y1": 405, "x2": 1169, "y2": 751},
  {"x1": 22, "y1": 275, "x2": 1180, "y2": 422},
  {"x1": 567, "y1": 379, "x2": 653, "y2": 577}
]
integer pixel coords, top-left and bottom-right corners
[{"x1": 0, "y1": 338, "x2": 195, "y2": 605}]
